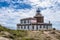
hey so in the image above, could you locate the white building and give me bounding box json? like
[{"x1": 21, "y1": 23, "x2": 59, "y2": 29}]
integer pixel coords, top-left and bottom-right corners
[{"x1": 17, "y1": 8, "x2": 52, "y2": 30}]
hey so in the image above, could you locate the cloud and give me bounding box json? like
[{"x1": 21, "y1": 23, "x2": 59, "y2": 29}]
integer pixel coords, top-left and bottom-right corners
[
  {"x1": 0, "y1": 0, "x2": 60, "y2": 30},
  {"x1": 0, "y1": 7, "x2": 20, "y2": 29},
  {"x1": 0, "y1": 7, "x2": 36, "y2": 29},
  {"x1": 0, "y1": 0, "x2": 32, "y2": 9}
]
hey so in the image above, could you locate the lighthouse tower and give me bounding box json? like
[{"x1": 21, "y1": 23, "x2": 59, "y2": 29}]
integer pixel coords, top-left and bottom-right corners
[{"x1": 34, "y1": 8, "x2": 44, "y2": 23}]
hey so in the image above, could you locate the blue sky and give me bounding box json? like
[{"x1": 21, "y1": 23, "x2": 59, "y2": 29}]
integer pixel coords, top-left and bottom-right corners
[{"x1": 0, "y1": 0, "x2": 60, "y2": 30}]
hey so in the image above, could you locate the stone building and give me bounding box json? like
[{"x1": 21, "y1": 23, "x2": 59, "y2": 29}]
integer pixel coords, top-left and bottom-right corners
[{"x1": 17, "y1": 8, "x2": 52, "y2": 30}]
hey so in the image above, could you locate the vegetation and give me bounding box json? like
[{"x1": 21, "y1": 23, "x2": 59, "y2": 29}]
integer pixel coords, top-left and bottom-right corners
[
  {"x1": 0, "y1": 25, "x2": 10, "y2": 31},
  {"x1": 0, "y1": 25, "x2": 28, "y2": 40},
  {"x1": 0, "y1": 25, "x2": 60, "y2": 40}
]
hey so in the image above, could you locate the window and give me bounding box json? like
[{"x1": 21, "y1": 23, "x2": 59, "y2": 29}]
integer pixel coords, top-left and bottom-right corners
[
  {"x1": 24, "y1": 20, "x2": 26, "y2": 24},
  {"x1": 26, "y1": 20, "x2": 29, "y2": 24},
  {"x1": 28, "y1": 25, "x2": 29, "y2": 29},
  {"x1": 43, "y1": 25, "x2": 45, "y2": 28},
  {"x1": 29, "y1": 20, "x2": 30, "y2": 24},
  {"x1": 40, "y1": 25, "x2": 41, "y2": 28},
  {"x1": 24, "y1": 26, "x2": 26, "y2": 29},
  {"x1": 32, "y1": 25, "x2": 34, "y2": 30},
  {"x1": 46, "y1": 25, "x2": 48, "y2": 29},
  {"x1": 38, "y1": 25, "x2": 40, "y2": 30},
  {"x1": 36, "y1": 25, "x2": 38, "y2": 30},
  {"x1": 27, "y1": 20, "x2": 29, "y2": 24},
  {"x1": 21, "y1": 26, "x2": 23, "y2": 29},
  {"x1": 26, "y1": 20, "x2": 27, "y2": 24},
  {"x1": 22, "y1": 21, "x2": 24, "y2": 24}
]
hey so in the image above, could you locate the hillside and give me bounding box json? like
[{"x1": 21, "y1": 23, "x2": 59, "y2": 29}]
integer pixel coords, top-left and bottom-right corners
[
  {"x1": 0, "y1": 25, "x2": 60, "y2": 40},
  {"x1": 0, "y1": 25, "x2": 28, "y2": 40}
]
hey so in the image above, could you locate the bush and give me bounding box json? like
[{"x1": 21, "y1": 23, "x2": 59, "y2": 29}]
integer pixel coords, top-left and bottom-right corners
[{"x1": 53, "y1": 28, "x2": 56, "y2": 30}]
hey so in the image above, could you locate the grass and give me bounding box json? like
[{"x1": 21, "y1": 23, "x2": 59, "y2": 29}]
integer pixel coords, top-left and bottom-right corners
[
  {"x1": 0, "y1": 25, "x2": 60, "y2": 40},
  {"x1": 0, "y1": 25, "x2": 28, "y2": 40}
]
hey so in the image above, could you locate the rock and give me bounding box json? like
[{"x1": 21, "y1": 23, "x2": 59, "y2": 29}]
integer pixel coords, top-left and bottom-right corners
[{"x1": 0, "y1": 37, "x2": 12, "y2": 40}]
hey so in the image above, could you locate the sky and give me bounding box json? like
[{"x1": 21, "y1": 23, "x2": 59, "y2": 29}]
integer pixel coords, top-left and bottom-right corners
[{"x1": 0, "y1": 0, "x2": 60, "y2": 30}]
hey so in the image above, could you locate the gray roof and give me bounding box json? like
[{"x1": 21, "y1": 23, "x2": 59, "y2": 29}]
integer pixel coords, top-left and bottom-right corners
[{"x1": 21, "y1": 17, "x2": 36, "y2": 20}]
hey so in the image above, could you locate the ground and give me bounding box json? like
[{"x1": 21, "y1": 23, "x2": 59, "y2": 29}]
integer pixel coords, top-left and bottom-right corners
[
  {"x1": 0, "y1": 30, "x2": 60, "y2": 40},
  {"x1": 0, "y1": 25, "x2": 60, "y2": 40},
  {"x1": 25, "y1": 30, "x2": 60, "y2": 40}
]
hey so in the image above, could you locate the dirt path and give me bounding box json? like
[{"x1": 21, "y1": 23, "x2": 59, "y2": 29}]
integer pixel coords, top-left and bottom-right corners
[
  {"x1": 24, "y1": 31, "x2": 60, "y2": 40},
  {"x1": 27, "y1": 31, "x2": 41, "y2": 38},
  {"x1": 55, "y1": 31, "x2": 60, "y2": 35},
  {"x1": 44, "y1": 31, "x2": 59, "y2": 40}
]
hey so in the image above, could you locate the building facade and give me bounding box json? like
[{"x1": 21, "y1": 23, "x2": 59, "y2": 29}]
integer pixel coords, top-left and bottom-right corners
[{"x1": 17, "y1": 8, "x2": 52, "y2": 30}]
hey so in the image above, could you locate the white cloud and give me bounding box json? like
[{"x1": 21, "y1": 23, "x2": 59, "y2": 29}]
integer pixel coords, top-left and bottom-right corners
[
  {"x1": 0, "y1": 0, "x2": 60, "y2": 30},
  {"x1": 25, "y1": 0, "x2": 56, "y2": 8},
  {"x1": 0, "y1": 7, "x2": 36, "y2": 29}
]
